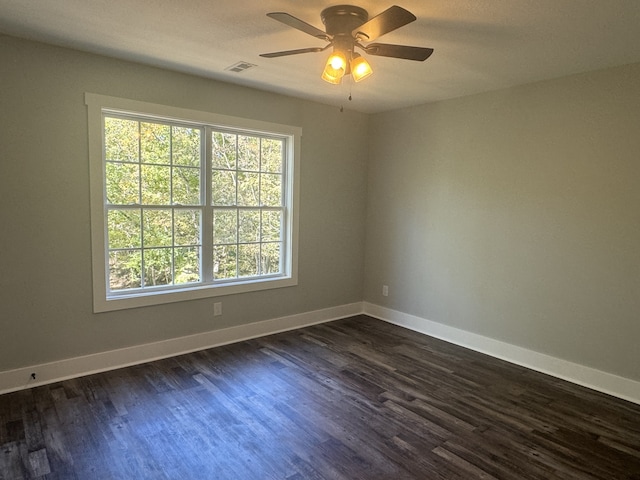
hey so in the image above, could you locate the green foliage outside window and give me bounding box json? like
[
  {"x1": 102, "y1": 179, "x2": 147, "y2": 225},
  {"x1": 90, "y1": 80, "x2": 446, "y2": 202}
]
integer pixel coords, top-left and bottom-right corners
[
  {"x1": 105, "y1": 117, "x2": 201, "y2": 290},
  {"x1": 211, "y1": 131, "x2": 283, "y2": 280},
  {"x1": 105, "y1": 117, "x2": 284, "y2": 292}
]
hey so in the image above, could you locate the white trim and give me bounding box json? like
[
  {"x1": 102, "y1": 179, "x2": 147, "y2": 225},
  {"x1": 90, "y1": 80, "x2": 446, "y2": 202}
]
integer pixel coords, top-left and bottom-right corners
[
  {"x1": 4, "y1": 301, "x2": 638, "y2": 405},
  {"x1": 363, "y1": 302, "x2": 640, "y2": 405},
  {"x1": 85, "y1": 93, "x2": 302, "y2": 137},
  {"x1": 0, "y1": 302, "x2": 363, "y2": 395},
  {"x1": 85, "y1": 93, "x2": 301, "y2": 313}
]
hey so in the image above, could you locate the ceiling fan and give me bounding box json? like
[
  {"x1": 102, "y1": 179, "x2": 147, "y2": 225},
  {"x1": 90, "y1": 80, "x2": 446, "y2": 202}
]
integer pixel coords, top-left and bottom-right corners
[{"x1": 260, "y1": 5, "x2": 434, "y2": 84}]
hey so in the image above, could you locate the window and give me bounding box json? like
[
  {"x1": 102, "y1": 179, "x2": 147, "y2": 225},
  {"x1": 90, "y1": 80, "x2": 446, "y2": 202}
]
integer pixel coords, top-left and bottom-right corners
[{"x1": 86, "y1": 94, "x2": 300, "y2": 312}]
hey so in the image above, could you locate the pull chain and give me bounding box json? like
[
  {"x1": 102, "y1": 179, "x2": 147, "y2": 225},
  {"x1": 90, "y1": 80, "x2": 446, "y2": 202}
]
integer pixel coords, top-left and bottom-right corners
[{"x1": 340, "y1": 77, "x2": 354, "y2": 112}]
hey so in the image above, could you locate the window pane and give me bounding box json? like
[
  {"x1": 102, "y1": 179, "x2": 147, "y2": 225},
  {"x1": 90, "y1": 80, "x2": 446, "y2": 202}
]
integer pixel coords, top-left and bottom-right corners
[
  {"x1": 237, "y1": 172, "x2": 259, "y2": 206},
  {"x1": 141, "y1": 165, "x2": 171, "y2": 205},
  {"x1": 109, "y1": 249, "x2": 142, "y2": 290},
  {"x1": 97, "y1": 104, "x2": 295, "y2": 302},
  {"x1": 213, "y1": 245, "x2": 237, "y2": 279},
  {"x1": 143, "y1": 248, "x2": 172, "y2": 286},
  {"x1": 105, "y1": 118, "x2": 139, "y2": 162},
  {"x1": 261, "y1": 173, "x2": 282, "y2": 207},
  {"x1": 108, "y1": 209, "x2": 141, "y2": 249},
  {"x1": 261, "y1": 242, "x2": 281, "y2": 275},
  {"x1": 261, "y1": 138, "x2": 282, "y2": 173},
  {"x1": 174, "y1": 210, "x2": 200, "y2": 246},
  {"x1": 211, "y1": 170, "x2": 236, "y2": 205},
  {"x1": 211, "y1": 131, "x2": 236, "y2": 169},
  {"x1": 238, "y1": 210, "x2": 260, "y2": 243},
  {"x1": 261, "y1": 210, "x2": 281, "y2": 242},
  {"x1": 213, "y1": 209, "x2": 237, "y2": 244},
  {"x1": 172, "y1": 166, "x2": 200, "y2": 205},
  {"x1": 141, "y1": 122, "x2": 170, "y2": 164},
  {"x1": 106, "y1": 162, "x2": 139, "y2": 205},
  {"x1": 172, "y1": 126, "x2": 201, "y2": 167},
  {"x1": 238, "y1": 244, "x2": 259, "y2": 277},
  {"x1": 174, "y1": 247, "x2": 200, "y2": 284},
  {"x1": 143, "y1": 209, "x2": 172, "y2": 247},
  {"x1": 238, "y1": 135, "x2": 259, "y2": 171}
]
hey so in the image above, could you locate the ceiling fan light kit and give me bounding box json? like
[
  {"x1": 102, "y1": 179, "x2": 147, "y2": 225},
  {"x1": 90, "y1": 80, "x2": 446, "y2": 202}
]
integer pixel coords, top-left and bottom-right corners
[
  {"x1": 260, "y1": 5, "x2": 433, "y2": 85},
  {"x1": 350, "y1": 53, "x2": 373, "y2": 82},
  {"x1": 321, "y1": 51, "x2": 347, "y2": 84}
]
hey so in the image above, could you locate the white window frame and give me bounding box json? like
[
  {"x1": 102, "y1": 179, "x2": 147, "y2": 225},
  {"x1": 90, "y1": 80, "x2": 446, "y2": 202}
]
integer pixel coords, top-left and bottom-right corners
[{"x1": 86, "y1": 93, "x2": 300, "y2": 313}]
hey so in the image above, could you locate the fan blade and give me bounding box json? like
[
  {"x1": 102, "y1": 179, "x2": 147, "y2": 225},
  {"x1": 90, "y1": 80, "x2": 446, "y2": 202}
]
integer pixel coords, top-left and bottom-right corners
[
  {"x1": 364, "y1": 43, "x2": 434, "y2": 61},
  {"x1": 267, "y1": 12, "x2": 329, "y2": 40},
  {"x1": 260, "y1": 47, "x2": 327, "y2": 58},
  {"x1": 352, "y1": 6, "x2": 416, "y2": 42}
]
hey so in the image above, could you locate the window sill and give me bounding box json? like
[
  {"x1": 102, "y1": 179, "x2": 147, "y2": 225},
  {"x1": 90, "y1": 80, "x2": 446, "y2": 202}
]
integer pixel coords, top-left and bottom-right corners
[{"x1": 95, "y1": 276, "x2": 297, "y2": 313}]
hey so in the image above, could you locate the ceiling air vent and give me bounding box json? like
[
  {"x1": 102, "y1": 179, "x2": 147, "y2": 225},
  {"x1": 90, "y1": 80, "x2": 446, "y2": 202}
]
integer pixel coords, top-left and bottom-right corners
[{"x1": 225, "y1": 61, "x2": 257, "y2": 73}]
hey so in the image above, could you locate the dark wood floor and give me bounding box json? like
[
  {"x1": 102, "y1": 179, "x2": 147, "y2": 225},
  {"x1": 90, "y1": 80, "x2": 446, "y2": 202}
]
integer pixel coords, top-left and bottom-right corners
[{"x1": 1, "y1": 315, "x2": 639, "y2": 479}]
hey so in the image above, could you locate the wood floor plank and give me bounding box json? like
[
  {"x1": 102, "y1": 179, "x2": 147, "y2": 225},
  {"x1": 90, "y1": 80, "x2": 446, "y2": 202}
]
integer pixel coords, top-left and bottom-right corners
[{"x1": 1, "y1": 315, "x2": 639, "y2": 479}]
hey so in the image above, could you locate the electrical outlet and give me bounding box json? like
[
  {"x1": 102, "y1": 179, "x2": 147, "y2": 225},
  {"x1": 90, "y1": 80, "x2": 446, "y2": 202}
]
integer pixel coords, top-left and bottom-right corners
[
  {"x1": 214, "y1": 302, "x2": 222, "y2": 316},
  {"x1": 382, "y1": 285, "x2": 389, "y2": 297}
]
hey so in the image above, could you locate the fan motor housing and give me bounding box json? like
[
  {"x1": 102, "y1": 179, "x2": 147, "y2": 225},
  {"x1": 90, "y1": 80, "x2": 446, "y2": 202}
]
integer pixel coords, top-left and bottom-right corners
[{"x1": 321, "y1": 5, "x2": 368, "y2": 36}]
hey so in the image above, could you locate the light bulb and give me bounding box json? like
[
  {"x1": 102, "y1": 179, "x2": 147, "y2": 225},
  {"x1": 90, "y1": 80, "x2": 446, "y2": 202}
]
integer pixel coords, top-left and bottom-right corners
[
  {"x1": 322, "y1": 51, "x2": 347, "y2": 84},
  {"x1": 329, "y1": 54, "x2": 346, "y2": 70},
  {"x1": 351, "y1": 54, "x2": 373, "y2": 82}
]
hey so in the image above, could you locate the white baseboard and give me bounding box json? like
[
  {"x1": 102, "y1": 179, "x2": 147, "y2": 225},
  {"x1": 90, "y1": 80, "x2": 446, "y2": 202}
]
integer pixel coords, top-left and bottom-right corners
[
  {"x1": 0, "y1": 302, "x2": 364, "y2": 395},
  {"x1": 4, "y1": 301, "x2": 638, "y2": 406},
  {"x1": 363, "y1": 302, "x2": 640, "y2": 405}
]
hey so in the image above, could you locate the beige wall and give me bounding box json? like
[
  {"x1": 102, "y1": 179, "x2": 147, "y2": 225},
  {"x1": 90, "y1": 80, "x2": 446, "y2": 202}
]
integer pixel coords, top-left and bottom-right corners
[
  {"x1": 364, "y1": 62, "x2": 640, "y2": 381},
  {"x1": 2, "y1": 33, "x2": 638, "y2": 385},
  {"x1": 0, "y1": 35, "x2": 368, "y2": 371}
]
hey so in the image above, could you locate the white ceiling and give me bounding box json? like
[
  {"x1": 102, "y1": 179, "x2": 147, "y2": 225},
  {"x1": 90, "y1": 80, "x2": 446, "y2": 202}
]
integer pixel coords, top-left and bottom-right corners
[{"x1": 1, "y1": 0, "x2": 640, "y2": 113}]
